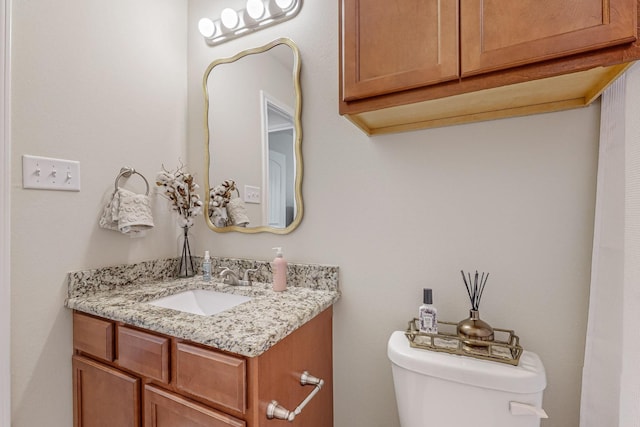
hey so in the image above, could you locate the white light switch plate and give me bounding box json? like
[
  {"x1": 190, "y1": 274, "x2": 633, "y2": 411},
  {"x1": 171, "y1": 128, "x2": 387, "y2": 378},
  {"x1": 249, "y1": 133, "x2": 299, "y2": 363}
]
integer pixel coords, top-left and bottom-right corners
[
  {"x1": 244, "y1": 185, "x2": 261, "y2": 204},
  {"x1": 22, "y1": 155, "x2": 81, "y2": 191}
]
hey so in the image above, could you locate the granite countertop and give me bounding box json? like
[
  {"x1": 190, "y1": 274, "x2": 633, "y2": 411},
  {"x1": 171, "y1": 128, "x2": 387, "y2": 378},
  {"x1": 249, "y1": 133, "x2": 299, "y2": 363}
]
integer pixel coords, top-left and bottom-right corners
[{"x1": 65, "y1": 257, "x2": 340, "y2": 357}]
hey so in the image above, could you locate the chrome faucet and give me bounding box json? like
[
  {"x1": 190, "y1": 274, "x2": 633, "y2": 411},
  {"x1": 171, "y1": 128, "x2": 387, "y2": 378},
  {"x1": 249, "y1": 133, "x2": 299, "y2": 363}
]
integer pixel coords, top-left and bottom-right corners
[
  {"x1": 242, "y1": 268, "x2": 258, "y2": 286},
  {"x1": 218, "y1": 267, "x2": 240, "y2": 285},
  {"x1": 218, "y1": 267, "x2": 257, "y2": 286}
]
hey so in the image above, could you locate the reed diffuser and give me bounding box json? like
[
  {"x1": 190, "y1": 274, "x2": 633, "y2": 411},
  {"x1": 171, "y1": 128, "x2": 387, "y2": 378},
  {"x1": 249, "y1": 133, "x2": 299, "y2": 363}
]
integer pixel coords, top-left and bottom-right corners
[{"x1": 457, "y1": 270, "x2": 494, "y2": 344}]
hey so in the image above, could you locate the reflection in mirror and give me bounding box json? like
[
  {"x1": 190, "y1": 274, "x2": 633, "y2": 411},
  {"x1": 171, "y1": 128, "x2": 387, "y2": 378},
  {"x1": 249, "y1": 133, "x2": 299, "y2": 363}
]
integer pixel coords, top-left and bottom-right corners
[
  {"x1": 263, "y1": 93, "x2": 296, "y2": 228},
  {"x1": 204, "y1": 38, "x2": 302, "y2": 234}
]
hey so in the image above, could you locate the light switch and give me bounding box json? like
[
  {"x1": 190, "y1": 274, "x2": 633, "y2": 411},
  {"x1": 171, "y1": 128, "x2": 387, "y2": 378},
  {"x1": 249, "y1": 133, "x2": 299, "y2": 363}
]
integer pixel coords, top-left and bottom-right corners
[
  {"x1": 244, "y1": 185, "x2": 261, "y2": 204},
  {"x1": 22, "y1": 155, "x2": 81, "y2": 191}
]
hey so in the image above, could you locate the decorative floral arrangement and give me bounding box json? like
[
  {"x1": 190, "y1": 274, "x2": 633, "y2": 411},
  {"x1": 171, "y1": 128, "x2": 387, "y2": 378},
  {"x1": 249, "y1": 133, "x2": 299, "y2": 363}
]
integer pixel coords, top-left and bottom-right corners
[
  {"x1": 209, "y1": 179, "x2": 237, "y2": 210},
  {"x1": 156, "y1": 163, "x2": 203, "y2": 228}
]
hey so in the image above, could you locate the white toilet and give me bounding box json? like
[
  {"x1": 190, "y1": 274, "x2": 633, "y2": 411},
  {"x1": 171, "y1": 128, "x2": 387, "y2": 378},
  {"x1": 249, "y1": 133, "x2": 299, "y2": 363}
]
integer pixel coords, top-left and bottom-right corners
[{"x1": 388, "y1": 331, "x2": 547, "y2": 427}]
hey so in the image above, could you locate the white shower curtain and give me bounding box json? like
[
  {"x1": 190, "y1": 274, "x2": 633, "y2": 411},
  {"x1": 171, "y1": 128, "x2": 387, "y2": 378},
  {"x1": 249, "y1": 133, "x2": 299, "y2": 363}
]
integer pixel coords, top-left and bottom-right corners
[{"x1": 580, "y1": 63, "x2": 640, "y2": 427}]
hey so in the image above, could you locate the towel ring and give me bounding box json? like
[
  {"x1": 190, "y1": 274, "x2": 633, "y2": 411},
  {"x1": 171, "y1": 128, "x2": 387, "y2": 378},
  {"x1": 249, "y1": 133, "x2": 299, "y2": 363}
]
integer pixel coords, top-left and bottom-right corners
[{"x1": 115, "y1": 167, "x2": 150, "y2": 195}]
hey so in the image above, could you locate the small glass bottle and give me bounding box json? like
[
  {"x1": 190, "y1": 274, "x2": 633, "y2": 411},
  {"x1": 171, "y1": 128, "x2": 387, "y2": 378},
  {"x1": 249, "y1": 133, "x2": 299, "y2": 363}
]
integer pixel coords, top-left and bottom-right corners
[
  {"x1": 202, "y1": 251, "x2": 212, "y2": 282},
  {"x1": 418, "y1": 288, "x2": 438, "y2": 334}
]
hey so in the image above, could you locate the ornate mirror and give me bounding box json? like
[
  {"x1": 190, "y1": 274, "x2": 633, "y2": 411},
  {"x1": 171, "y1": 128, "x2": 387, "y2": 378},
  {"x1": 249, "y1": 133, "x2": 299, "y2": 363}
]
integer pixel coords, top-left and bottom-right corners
[{"x1": 203, "y1": 38, "x2": 302, "y2": 234}]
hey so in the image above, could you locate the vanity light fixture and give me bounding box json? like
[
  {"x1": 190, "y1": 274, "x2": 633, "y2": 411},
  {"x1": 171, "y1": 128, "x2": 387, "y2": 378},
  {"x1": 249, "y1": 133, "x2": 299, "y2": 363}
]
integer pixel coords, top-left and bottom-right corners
[{"x1": 198, "y1": 0, "x2": 302, "y2": 46}]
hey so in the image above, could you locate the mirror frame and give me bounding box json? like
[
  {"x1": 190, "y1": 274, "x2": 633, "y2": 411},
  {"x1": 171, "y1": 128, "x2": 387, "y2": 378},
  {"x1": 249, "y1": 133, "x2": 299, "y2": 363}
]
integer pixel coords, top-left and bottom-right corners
[{"x1": 203, "y1": 38, "x2": 303, "y2": 234}]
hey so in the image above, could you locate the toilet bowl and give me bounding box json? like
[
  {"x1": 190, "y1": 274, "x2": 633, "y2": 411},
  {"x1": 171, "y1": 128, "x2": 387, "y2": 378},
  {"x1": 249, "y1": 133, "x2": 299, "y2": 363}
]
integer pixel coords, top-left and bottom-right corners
[{"x1": 388, "y1": 331, "x2": 547, "y2": 427}]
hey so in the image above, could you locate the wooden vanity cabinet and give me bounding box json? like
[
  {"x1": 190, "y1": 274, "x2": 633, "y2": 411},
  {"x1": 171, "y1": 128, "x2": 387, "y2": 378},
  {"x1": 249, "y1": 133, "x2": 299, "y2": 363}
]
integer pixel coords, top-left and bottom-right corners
[
  {"x1": 72, "y1": 308, "x2": 333, "y2": 427},
  {"x1": 340, "y1": 0, "x2": 640, "y2": 134}
]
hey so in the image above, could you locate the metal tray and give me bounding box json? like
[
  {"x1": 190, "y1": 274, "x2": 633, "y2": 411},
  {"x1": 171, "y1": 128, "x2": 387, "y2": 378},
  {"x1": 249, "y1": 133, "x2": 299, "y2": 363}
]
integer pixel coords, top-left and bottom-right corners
[{"x1": 405, "y1": 318, "x2": 523, "y2": 366}]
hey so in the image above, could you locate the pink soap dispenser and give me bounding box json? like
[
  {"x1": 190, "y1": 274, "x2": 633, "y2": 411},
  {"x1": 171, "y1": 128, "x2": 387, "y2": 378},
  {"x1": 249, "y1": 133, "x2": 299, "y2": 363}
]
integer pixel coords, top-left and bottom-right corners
[{"x1": 272, "y1": 247, "x2": 287, "y2": 292}]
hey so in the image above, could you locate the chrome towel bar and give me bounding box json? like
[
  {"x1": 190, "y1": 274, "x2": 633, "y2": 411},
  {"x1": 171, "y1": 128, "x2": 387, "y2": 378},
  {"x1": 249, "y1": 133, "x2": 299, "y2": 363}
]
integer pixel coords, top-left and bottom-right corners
[{"x1": 266, "y1": 371, "x2": 324, "y2": 422}]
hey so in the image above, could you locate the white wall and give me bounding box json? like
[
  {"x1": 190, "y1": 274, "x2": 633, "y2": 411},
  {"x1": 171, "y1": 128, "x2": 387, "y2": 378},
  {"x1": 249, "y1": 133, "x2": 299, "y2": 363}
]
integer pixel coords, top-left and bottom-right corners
[
  {"x1": 10, "y1": 1, "x2": 187, "y2": 426},
  {"x1": 188, "y1": 2, "x2": 598, "y2": 427}
]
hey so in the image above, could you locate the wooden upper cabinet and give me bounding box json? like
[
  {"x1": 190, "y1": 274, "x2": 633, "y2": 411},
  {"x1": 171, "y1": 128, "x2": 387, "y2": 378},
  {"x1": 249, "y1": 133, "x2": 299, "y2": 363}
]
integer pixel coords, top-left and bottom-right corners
[
  {"x1": 339, "y1": 0, "x2": 640, "y2": 134},
  {"x1": 461, "y1": 0, "x2": 638, "y2": 76},
  {"x1": 341, "y1": 0, "x2": 459, "y2": 101}
]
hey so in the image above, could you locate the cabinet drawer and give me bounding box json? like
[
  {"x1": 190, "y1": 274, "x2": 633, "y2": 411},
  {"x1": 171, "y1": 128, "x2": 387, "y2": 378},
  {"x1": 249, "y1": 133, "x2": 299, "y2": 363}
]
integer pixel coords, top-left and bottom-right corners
[
  {"x1": 144, "y1": 385, "x2": 245, "y2": 427},
  {"x1": 175, "y1": 343, "x2": 246, "y2": 414},
  {"x1": 73, "y1": 312, "x2": 115, "y2": 362},
  {"x1": 117, "y1": 325, "x2": 170, "y2": 383}
]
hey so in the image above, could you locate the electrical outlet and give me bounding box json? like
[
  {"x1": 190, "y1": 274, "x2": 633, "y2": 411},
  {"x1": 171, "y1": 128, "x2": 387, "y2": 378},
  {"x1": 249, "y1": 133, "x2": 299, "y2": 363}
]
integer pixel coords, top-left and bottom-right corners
[
  {"x1": 244, "y1": 185, "x2": 261, "y2": 204},
  {"x1": 22, "y1": 155, "x2": 81, "y2": 191}
]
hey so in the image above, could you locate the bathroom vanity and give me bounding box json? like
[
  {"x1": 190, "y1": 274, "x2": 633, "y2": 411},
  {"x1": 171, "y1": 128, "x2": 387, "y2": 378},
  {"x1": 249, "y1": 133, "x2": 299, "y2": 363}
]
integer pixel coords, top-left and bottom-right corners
[{"x1": 66, "y1": 258, "x2": 340, "y2": 427}]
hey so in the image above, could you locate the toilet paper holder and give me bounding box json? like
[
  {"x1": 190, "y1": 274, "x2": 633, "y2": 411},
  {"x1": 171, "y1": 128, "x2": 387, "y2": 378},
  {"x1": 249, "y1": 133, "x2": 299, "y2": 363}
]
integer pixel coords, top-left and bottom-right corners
[{"x1": 266, "y1": 371, "x2": 324, "y2": 422}]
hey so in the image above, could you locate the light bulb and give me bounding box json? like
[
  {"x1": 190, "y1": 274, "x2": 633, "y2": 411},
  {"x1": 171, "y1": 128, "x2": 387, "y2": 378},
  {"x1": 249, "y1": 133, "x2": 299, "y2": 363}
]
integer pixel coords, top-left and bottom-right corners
[
  {"x1": 220, "y1": 8, "x2": 240, "y2": 29},
  {"x1": 246, "y1": 0, "x2": 265, "y2": 20},
  {"x1": 198, "y1": 18, "x2": 216, "y2": 38},
  {"x1": 275, "y1": 0, "x2": 295, "y2": 11}
]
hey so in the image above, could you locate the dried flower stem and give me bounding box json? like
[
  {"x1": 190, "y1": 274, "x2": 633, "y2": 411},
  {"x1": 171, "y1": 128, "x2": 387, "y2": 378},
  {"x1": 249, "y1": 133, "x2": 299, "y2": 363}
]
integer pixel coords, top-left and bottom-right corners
[{"x1": 156, "y1": 163, "x2": 203, "y2": 228}]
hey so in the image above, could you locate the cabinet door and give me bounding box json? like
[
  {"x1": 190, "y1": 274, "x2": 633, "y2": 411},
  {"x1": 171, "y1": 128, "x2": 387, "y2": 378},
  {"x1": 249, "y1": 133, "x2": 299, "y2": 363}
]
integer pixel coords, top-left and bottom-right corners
[
  {"x1": 461, "y1": 0, "x2": 637, "y2": 76},
  {"x1": 144, "y1": 385, "x2": 245, "y2": 427},
  {"x1": 341, "y1": 0, "x2": 459, "y2": 101},
  {"x1": 72, "y1": 355, "x2": 140, "y2": 427}
]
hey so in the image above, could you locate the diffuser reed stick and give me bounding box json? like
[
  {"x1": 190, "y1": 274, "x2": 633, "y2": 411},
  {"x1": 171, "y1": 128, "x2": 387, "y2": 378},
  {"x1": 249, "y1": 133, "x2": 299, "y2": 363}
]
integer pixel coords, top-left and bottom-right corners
[
  {"x1": 460, "y1": 270, "x2": 489, "y2": 311},
  {"x1": 457, "y1": 270, "x2": 494, "y2": 344}
]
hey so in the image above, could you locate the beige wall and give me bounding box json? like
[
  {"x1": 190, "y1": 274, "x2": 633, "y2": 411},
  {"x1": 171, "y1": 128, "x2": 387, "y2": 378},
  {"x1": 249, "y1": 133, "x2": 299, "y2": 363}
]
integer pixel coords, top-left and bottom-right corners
[
  {"x1": 188, "y1": 2, "x2": 597, "y2": 427},
  {"x1": 9, "y1": 1, "x2": 597, "y2": 426},
  {"x1": 10, "y1": 1, "x2": 187, "y2": 426}
]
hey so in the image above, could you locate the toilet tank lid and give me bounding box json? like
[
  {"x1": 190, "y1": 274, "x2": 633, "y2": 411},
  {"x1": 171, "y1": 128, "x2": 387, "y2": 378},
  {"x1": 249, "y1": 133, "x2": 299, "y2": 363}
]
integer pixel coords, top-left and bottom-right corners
[{"x1": 388, "y1": 331, "x2": 546, "y2": 394}]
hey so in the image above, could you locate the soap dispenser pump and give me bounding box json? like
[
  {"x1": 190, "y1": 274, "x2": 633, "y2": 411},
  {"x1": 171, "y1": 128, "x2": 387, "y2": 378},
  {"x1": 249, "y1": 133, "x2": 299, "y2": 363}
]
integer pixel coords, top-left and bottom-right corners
[{"x1": 272, "y1": 247, "x2": 287, "y2": 292}]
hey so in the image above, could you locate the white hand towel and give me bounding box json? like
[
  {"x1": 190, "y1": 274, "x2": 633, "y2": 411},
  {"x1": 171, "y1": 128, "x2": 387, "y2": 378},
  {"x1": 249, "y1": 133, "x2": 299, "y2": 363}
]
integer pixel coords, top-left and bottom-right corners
[
  {"x1": 116, "y1": 189, "x2": 154, "y2": 235},
  {"x1": 226, "y1": 197, "x2": 250, "y2": 227},
  {"x1": 99, "y1": 190, "x2": 120, "y2": 231},
  {"x1": 99, "y1": 188, "x2": 154, "y2": 237},
  {"x1": 210, "y1": 206, "x2": 229, "y2": 227}
]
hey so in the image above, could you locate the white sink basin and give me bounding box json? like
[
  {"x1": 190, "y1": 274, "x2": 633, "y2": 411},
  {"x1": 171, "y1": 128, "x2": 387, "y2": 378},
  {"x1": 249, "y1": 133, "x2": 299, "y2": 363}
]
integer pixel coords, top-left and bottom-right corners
[{"x1": 147, "y1": 289, "x2": 252, "y2": 316}]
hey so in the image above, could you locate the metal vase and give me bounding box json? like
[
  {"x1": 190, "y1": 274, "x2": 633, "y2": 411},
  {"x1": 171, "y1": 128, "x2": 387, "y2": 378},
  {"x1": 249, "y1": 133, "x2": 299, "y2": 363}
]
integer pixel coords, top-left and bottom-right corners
[{"x1": 457, "y1": 310, "x2": 494, "y2": 349}]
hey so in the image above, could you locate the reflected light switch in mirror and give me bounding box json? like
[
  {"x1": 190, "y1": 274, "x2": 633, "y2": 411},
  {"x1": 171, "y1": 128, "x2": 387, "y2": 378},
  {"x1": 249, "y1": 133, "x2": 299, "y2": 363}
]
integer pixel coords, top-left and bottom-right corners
[{"x1": 244, "y1": 185, "x2": 261, "y2": 204}]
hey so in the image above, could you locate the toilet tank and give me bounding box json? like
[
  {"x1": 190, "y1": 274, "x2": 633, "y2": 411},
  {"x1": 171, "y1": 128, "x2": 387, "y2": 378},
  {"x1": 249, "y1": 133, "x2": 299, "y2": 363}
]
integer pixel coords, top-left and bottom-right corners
[{"x1": 388, "y1": 331, "x2": 547, "y2": 427}]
